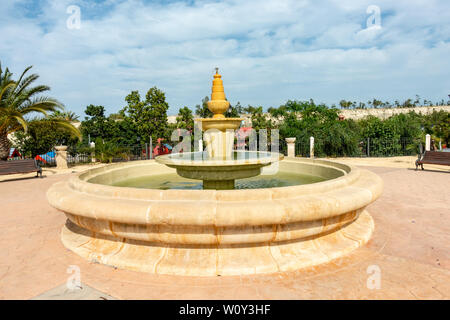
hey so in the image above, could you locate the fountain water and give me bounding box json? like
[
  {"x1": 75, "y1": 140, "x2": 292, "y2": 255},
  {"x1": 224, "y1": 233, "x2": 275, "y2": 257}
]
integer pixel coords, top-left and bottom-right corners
[{"x1": 156, "y1": 68, "x2": 283, "y2": 190}]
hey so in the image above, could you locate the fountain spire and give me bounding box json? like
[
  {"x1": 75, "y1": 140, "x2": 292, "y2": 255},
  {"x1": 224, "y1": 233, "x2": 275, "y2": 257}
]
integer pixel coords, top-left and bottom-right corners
[{"x1": 207, "y1": 67, "x2": 230, "y2": 118}]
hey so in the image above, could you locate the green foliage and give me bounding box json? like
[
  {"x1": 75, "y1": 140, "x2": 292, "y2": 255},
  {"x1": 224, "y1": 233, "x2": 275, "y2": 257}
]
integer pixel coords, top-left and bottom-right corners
[
  {"x1": 122, "y1": 87, "x2": 169, "y2": 142},
  {"x1": 423, "y1": 110, "x2": 450, "y2": 145},
  {"x1": 51, "y1": 110, "x2": 79, "y2": 121},
  {"x1": 81, "y1": 87, "x2": 171, "y2": 147},
  {"x1": 0, "y1": 62, "x2": 80, "y2": 160},
  {"x1": 226, "y1": 101, "x2": 243, "y2": 118},
  {"x1": 195, "y1": 96, "x2": 213, "y2": 118},
  {"x1": 339, "y1": 100, "x2": 353, "y2": 109},
  {"x1": 13, "y1": 117, "x2": 79, "y2": 157},
  {"x1": 195, "y1": 97, "x2": 243, "y2": 118},
  {"x1": 94, "y1": 137, "x2": 129, "y2": 163},
  {"x1": 244, "y1": 105, "x2": 272, "y2": 130},
  {"x1": 114, "y1": 116, "x2": 143, "y2": 145},
  {"x1": 270, "y1": 100, "x2": 360, "y2": 157},
  {"x1": 356, "y1": 113, "x2": 425, "y2": 156},
  {"x1": 176, "y1": 106, "x2": 194, "y2": 130},
  {"x1": 74, "y1": 88, "x2": 450, "y2": 160},
  {"x1": 81, "y1": 105, "x2": 118, "y2": 141}
]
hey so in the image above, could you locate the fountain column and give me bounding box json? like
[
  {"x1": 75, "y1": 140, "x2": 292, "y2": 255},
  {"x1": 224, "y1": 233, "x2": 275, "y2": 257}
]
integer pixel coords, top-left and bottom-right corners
[
  {"x1": 196, "y1": 68, "x2": 244, "y2": 189},
  {"x1": 200, "y1": 68, "x2": 242, "y2": 160},
  {"x1": 156, "y1": 68, "x2": 282, "y2": 191}
]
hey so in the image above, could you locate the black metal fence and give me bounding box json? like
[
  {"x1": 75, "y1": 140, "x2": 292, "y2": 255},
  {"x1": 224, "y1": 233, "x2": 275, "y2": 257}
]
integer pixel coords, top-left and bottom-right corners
[
  {"x1": 11, "y1": 135, "x2": 423, "y2": 169},
  {"x1": 294, "y1": 137, "x2": 419, "y2": 158}
]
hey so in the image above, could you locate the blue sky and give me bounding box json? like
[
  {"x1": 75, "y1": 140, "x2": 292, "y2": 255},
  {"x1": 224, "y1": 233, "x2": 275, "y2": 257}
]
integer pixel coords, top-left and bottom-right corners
[{"x1": 0, "y1": 0, "x2": 449, "y2": 116}]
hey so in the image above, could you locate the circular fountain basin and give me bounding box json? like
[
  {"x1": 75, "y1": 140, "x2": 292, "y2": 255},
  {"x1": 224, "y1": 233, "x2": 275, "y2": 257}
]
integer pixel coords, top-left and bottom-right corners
[
  {"x1": 47, "y1": 158, "x2": 383, "y2": 276},
  {"x1": 155, "y1": 151, "x2": 284, "y2": 189}
]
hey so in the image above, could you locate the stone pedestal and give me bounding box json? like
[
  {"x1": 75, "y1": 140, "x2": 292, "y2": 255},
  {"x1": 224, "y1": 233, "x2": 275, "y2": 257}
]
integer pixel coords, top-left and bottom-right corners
[
  {"x1": 286, "y1": 137, "x2": 296, "y2": 157},
  {"x1": 55, "y1": 146, "x2": 68, "y2": 169},
  {"x1": 425, "y1": 134, "x2": 431, "y2": 151},
  {"x1": 203, "y1": 129, "x2": 235, "y2": 159}
]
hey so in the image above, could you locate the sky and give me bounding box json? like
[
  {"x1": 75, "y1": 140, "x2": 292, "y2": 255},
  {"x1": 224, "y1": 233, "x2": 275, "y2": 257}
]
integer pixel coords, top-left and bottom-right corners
[{"x1": 0, "y1": 0, "x2": 449, "y2": 117}]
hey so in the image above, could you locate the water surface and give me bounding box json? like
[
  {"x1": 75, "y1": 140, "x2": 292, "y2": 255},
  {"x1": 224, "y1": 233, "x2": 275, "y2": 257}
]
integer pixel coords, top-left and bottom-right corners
[{"x1": 112, "y1": 171, "x2": 326, "y2": 190}]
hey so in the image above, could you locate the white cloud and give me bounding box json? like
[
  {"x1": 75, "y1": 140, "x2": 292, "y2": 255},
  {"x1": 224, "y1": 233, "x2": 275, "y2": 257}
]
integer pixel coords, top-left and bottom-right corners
[{"x1": 0, "y1": 0, "x2": 449, "y2": 116}]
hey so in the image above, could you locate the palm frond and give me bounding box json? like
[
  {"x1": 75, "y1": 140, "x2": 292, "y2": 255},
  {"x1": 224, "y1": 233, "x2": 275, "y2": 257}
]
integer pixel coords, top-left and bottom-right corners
[
  {"x1": 0, "y1": 110, "x2": 28, "y2": 133},
  {"x1": 23, "y1": 85, "x2": 50, "y2": 98},
  {"x1": 11, "y1": 115, "x2": 28, "y2": 132},
  {"x1": 49, "y1": 119, "x2": 82, "y2": 140},
  {"x1": 0, "y1": 80, "x2": 15, "y2": 102},
  {"x1": 20, "y1": 96, "x2": 64, "y2": 113},
  {"x1": 13, "y1": 74, "x2": 41, "y2": 97},
  {"x1": 15, "y1": 65, "x2": 33, "y2": 86},
  {"x1": 0, "y1": 61, "x2": 74, "y2": 152}
]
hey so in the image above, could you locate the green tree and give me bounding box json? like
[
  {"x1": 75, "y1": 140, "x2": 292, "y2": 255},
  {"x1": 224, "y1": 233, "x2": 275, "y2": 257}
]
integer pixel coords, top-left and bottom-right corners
[
  {"x1": 424, "y1": 110, "x2": 450, "y2": 146},
  {"x1": 0, "y1": 62, "x2": 80, "y2": 160},
  {"x1": 52, "y1": 110, "x2": 79, "y2": 121},
  {"x1": 176, "y1": 106, "x2": 194, "y2": 130},
  {"x1": 270, "y1": 100, "x2": 359, "y2": 157},
  {"x1": 195, "y1": 96, "x2": 213, "y2": 118},
  {"x1": 114, "y1": 116, "x2": 141, "y2": 145},
  {"x1": 368, "y1": 99, "x2": 383, "y2": 108},
  {"x1": 93, "y1": 137, "x2": 129, "y2": 163},
  {"x1": 244, "y1": 105, "x2": 271, "y2": 130},
  {"x1": 339, "y1": 100, "x2": 353, "y2": 109},
  {"x1": 122, "y1": 87, "x2": 169, "y2": 142},
  {"x1": 226, "y1": 101, "x2": 243, "y2": 118},
  {"x1": 13, "y1": 117, "x2": 80, "y2": 157},
  {"x1": 80, "y1": 105, "x2": 118, "y2": 142}
]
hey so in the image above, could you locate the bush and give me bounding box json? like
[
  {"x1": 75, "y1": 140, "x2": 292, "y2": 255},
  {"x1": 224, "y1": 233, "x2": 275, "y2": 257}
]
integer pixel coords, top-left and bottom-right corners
[{"x1": 94, "y1": 138, "x2": 129, "y2": 163}]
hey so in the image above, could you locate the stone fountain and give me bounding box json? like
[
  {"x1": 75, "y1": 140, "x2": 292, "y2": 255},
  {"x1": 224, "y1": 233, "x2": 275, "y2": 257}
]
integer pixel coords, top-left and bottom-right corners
[
  {"x1": 47, "y1": 70, "x2": 383, "y2": 276},
  {"x1": 156, "y1": 68, "x2": 282, "y2": 190}
]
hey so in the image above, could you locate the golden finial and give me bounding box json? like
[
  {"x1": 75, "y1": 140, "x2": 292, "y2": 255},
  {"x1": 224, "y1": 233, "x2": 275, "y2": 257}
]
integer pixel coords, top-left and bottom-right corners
[{"x1": 208, "y1": 67, "x2": 229, "y2": 118}]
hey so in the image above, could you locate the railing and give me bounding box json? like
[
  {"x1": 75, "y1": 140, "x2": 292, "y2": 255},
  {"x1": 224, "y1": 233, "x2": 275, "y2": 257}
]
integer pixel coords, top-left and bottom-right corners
[
  {"x1": 10, "y1": 135, "x2": 424, "y2": 170},
  {"x1": 36, "y1": 152, "x2": 92, "y2": 167},
  {"x1": 295, "y1": 137, "x2": 420, "y2": 158},
  {"x1": 68, "y1": 153, "x2": 92, "y2": 164}
]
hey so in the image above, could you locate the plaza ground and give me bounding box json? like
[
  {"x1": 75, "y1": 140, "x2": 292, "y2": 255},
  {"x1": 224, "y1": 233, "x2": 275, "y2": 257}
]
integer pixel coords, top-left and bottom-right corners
[{"x1": 0, "y1": 157, "x2": 449, "y2": 299}]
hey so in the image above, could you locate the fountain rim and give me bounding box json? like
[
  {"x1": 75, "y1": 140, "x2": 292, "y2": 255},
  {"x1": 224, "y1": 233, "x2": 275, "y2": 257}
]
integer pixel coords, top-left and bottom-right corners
[
  {"x1": 155, "y1": 150, "x2": 284, "y2": 167},
  {"x1": 195, "y1": 117, "x2": 243, "y2": 122},
  {"x1": 68, "y1": 158, "x2": 361, "y2": 199},
  {"x1": 48, "y1": 157, "x2": 383, "y2": 274},
  {"x1": 47, "y1": 158, "x2": 383, "y2": 227}
]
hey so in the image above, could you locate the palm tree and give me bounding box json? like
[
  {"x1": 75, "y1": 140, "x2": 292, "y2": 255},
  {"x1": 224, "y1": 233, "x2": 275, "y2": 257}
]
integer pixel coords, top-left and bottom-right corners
[
  {"x1": 51, "y1": 110, "x2": 80, "y2": 122},
  {"x1": 0, "y1": 62, "x2": 80, "y2": 160}
]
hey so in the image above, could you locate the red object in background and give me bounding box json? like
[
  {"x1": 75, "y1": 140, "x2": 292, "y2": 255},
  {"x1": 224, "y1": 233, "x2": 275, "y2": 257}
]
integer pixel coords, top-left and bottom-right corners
[
  {"x1": 153, "y1": 145, "x2": 170, "y2": 156},
  {"x1": 8, "y1": 148, "x2": 22, "y2": 159},
  {"x1": 35, "y1": 155, "x2": 46, "y2": 163},
  {"x1": 153, "y1": 138, "x2": 171, "y2": 156}
]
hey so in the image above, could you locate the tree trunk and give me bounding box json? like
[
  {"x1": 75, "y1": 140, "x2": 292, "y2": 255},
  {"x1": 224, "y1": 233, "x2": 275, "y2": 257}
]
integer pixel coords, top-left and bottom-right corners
[{"x1": 0, "y1": 133, "x2": 11, "y2": 161}]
